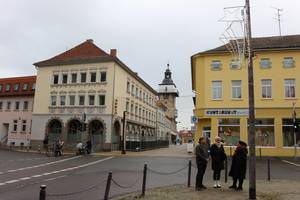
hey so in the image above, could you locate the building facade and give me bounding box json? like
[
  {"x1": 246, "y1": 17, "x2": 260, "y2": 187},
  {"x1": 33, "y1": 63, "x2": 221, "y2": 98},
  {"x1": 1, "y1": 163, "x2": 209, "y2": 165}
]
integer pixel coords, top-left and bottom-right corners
[
  {"x1": 191, "y1": 35, "x2": 300, "y2": 157},
  {"x1": 31, "y1": 39, "x2": 158, "y2": 151},
  {"x1": 0, "y1": 76, "x2": 36, "y2": 146}
]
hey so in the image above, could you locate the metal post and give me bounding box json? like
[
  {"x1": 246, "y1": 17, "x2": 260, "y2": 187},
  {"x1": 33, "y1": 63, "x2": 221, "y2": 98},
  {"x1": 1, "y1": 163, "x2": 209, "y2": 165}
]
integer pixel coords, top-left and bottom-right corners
[
  {"x1": 245, "y1": 0, "x2": 256, "y2": 199},
  {"x1": 225, "y1": 157, "x2": 228, "y2": 183},
  {"x1": 39, "y1": 185, "x2": 46, "y2": 200},
  {"x1": 267, "y1": 159, "x2": 270, "y2": 181},
  {"x1": 142, "y1": 164, "x2": 147, "y2": 196},
  {"x1": 188, "y1": 160, "x2": 192, "y2": 187},
  {"x1": 230, "y1": 146, "x2": 232, "y2": 157},
  {"x1": 104, "y1": 172, "x2": 112, "y2": 200},
  {"x1": 122, "y1": 111, "x2": 127, "y2": 154},
  {"x1": 259, "y1": 148, "x2": 262, "y2": 158}
]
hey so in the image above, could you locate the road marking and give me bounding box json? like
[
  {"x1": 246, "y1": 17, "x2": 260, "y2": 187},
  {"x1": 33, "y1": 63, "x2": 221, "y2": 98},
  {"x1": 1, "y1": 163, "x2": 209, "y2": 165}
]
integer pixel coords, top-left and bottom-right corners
[
  {"x1": 0, "y1": 156, "x2": 81, "y2": 175},
  {"x1": 282, "y1": 160, "x2": 300, "y2": 167},
  {"x1": 43, "y1": 175, "x2": 67, "y2": 182},
  {"x1": 0, "y1": 157, "x2": 113, "y2": 187}
]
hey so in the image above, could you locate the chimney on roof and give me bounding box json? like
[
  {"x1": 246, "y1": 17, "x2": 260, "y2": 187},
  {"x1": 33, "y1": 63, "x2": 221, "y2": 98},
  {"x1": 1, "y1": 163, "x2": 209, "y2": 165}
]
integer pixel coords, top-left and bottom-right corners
[
  {"x1": 86, "y1": 39, "x2": 93, "y2": 43},
  {"x1": 110, "y1": 49, "x2": 117, "y2": 57}
]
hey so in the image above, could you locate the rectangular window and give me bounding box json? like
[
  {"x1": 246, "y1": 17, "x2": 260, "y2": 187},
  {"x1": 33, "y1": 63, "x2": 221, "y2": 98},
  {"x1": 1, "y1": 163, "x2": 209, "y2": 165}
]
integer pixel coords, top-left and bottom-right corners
[
  {"x1": 6, "y1": 84, "x2": 10, "y2": 92},
  {"x1": 99, "y1": 95, "x2": 105, "y2": 105},
  {"x1": 89, "y1": 95, "x2": 95, "y2": 105},
  {"x1": 0, "y1": 102, "x2": 2, "y2": 110},
  {"x1": 232, "y1": 80, "x2": 242, "y2": 99},
  {"x1": 211, "y1": 60, "x2": 222, "y2": 70},
  {"x1": 7, "y1": 101, "x2": 11, "y2": 110},
  {"x1": 32, "y1": 83, "x2": 36, "y2": 90},
  {"x1": 69, "y1": 95, "x2": 75, "y2": 106},
  {"x1": 284, "y1": 79, "x2": 296, "y2": 98},
  {"x1": 131, "y1": 104, "x2": 134, "y2": 113},
  {"x1": 62, "y1": 74, "x2": 68, "y2": 84},
  {"x1": 127, "y1": 81, "x2": 130, "y2": 93},
  {"x1": 100, "y1": 72, "x2": 106, "y2": 82},
  {"x1": 139, "y1": 108, "x2": 141, "y2": 116},
  {"x1": 252, "y1": 119, "x2": 275, "y2": 146},
  {"x1": 212, "y1": 81, "x2": 222, "y2": 99},
  {"x1": 126, "y1": 102, "x2": 129, "y2": 112},
  {"x1": 0, "y1": 84, "x2": 2, "y2": 92},
  {"x1": 218, "y1": 119, "x2": 240, "y2": 146},
  {"x1": 23, "y1": 101, "x2": 28, "y2": 110},
  {"x1": 81, "y1": 73, "x2": 86, "y2": 83},
  {"x1": 60, "y1": 96, "x2": 66, "y2": 106},
  {"x1": 22, "y1": 120, "x2": 27, "y2": 132},
  {"x1": 51, "y1": 96, "x2": 57, "y2": 106},
  {"x1": 90, "y1": 72, "x2": 96, "y2": 83},
  {"x1": 283, "y1": 57, "x2": 295, "y2": 68},
  {"x1": 14, "y1": 83, "x2": 20, "y2": 91},
  {"x1": 139, "y1": 91, "x2": 142, "y2": 100},
  {"x1": 131, "y1": 85, "x2": 134, "y2": 96},
  {"x1": 282, "y1": 118, "x2": 300, "y2": 147},
  {"x1": 230, "y1": 59, "x2": 241, "y2": 69},
  {"x1": 71, "y1": 73, "x2": 77, "y2": 83},
  {"x1": 13, "y1": 120, "x2": 18, "y2": 132},
  {"x1": 79, "y1": 96, "x2": 85, "y2": 105},
  {"x1": 136, "y1": 88, "x2": 139, "y2": 97},
  {"x1": 135, "y1": 106, "x2": 138, "y2": 115},
  {"x1": 260, "y1": 58, "x2": 271, "y2": 69},
  {"x1": 53, "y1": 75, "x2": 59, "y2": 84},
  {"x1": 15, "y1": 101, "x2": 20, "y2": 110},
  {"x1": 23, "y1": 83, "x2": 29, "y2": 91},
  {"x1": 261, "y1": 79, "x2": 272, "y2": 98}
]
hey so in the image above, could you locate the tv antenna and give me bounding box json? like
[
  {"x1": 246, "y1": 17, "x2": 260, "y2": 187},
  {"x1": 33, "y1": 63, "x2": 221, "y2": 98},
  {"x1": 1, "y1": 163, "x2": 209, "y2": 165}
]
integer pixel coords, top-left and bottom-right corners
[{"x1": 272, "y1": 7, "x2": 283, "y2": 36}]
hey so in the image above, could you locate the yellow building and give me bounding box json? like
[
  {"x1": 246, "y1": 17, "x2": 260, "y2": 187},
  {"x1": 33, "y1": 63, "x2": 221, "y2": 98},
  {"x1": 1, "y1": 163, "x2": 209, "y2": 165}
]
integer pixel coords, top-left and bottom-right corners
[{"x1": 191, "y1": 35, "x2": 300, "y2": 157}]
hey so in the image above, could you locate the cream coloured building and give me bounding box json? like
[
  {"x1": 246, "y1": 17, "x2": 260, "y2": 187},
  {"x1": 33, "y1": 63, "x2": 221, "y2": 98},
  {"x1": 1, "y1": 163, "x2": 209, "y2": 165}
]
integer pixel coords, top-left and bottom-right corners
[{"x1": 31, "y1": 39, "x2": 158, "y2": 151}]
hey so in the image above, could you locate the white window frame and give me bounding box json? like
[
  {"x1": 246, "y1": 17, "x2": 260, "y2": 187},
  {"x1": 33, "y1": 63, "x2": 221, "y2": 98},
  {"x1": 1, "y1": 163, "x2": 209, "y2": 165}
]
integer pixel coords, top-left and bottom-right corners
[
  {"x1": 261, "y1": 79, "x2": 272, "y2": 99},
  {"x1": 51, "y1": 96, "x2": 57, "y2": 106},
  {"x1": 284, "y1": 79, "x2": 296, "y2": 98},
  {"x1": 211, "y1": 60, "x2": 222, "y2": 70},
  {"x1": 231, "y1": 80, "x2": 242, "y2": 99},
  {"x1": 260, "y1": 58, "x2": 272, "y2": 69},
  {"x1": 212, "y1": 81, "x2": 222, "y2": 100},
  {"x1": 283, "y1": 57, "x2": 295, "y2": 68}
]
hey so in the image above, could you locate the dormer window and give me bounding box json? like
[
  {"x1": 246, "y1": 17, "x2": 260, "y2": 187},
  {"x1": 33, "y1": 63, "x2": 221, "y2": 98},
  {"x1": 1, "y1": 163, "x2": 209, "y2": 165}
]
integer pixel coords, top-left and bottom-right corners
[
  {"x1": 14, "y1": 83, "x2": 19, "y2": 91},
  {"x1": 283, "y1": 57, "x2": 295, "y2": 68},
  {"x1": 260, "y1": 58, "x2": 271, "y2": 69},
  {"x1": 211, "y1": 60, "x2": 222, "y2": 70}
]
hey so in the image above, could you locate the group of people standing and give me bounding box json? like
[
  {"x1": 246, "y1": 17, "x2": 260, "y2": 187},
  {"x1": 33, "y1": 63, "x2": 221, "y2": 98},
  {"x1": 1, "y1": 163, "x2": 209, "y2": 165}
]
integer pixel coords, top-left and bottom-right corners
[{"x1": 195, "y1": 136, "x2": 248, "y2": 191}]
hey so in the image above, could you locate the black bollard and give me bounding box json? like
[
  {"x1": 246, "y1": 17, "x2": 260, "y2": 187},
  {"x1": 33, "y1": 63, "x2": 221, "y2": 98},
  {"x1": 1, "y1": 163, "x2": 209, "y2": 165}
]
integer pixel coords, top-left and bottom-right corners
[
  {"x1": 267, "y1": 159, "x2": 270, "y2": 181},
  {"x1": 39, "y1": 185, "x2": 46, "y2": 200},
  {"x1": 142, "y1": 164, "x2": 147, "y2": 196},
  {"x1": 104, "y1": 172, "x2": 112, "y2": 200},
  {"x1": 225, "y1": 157, "x2": 228, "y2": 183},
  {"x1": 188, "y1": 160, "x2": 192, "y2": 187}
]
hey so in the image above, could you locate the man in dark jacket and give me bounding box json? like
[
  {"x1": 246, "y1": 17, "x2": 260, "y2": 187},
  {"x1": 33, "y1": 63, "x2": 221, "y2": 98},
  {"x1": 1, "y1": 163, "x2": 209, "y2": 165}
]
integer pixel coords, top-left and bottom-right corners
[
  {"x1": 195, "y1": 137, "x2": 209, "y2": 190},
  {"x1": 229, "y1": 140, "x2": 248, "y2": 190}
]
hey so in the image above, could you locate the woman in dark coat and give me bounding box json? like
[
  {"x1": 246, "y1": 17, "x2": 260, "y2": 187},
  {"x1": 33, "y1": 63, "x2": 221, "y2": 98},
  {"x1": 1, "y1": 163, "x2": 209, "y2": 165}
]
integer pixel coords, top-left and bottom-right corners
[
  {"x1": 229, "y1": 140, "x2": 248, "y2": 190},
  {"x1": 210, "y1": 136, "x2": 226, "y2": 188}
]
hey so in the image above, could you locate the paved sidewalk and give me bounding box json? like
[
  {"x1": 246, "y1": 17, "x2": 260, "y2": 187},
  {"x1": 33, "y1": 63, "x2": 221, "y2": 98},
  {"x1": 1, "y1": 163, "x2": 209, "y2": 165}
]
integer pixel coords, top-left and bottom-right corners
[
  {"x1": 113, "y1": 180, "x2": 300, "y2": 200},
  {"x1": 94, "y1": 144, "x2": 194, "y2": 157}
]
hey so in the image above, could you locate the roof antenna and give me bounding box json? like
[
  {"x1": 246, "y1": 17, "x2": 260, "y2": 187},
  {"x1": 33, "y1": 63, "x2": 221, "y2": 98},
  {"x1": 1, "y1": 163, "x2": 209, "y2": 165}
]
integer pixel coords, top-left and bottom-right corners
[{"x1": 271, "y1": 6, "x2": 283, "y2": 36}]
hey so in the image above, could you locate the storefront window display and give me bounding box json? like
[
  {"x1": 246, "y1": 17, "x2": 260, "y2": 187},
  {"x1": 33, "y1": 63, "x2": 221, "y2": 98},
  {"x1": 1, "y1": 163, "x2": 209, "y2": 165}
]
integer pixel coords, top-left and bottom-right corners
[
  {"x1": 253, "y1": 119, "x2": 275, "y2": 146},
  {"x1": 282, "y1": 118, "x2": 300, "y2": 147},
  {"x1": 218, "y1": 118, "x2": 240, "y2": 146}
]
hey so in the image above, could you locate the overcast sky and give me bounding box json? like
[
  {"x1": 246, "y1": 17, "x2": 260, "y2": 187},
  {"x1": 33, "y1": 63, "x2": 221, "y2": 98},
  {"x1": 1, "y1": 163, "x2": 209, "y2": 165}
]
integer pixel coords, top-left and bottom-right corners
[{"x1": 1, "y1": 0, "x2": 299, "y2": 130}]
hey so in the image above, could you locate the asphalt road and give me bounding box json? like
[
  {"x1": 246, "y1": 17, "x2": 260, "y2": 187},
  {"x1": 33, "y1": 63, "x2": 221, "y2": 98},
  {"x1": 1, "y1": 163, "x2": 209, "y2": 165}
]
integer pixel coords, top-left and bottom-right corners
[{"x1": 0, "y1": 150, "x2": 299, "y2": 200}]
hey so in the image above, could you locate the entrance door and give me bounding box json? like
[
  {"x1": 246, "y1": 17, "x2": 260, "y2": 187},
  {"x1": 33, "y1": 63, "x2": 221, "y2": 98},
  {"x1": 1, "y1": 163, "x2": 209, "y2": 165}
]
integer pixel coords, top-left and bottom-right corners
[
  {"x1": 202, "y1": 127, "x2": 211, "y2": 146},
  {"x1": 1, "y1": 123, "x2": 9, "y2": 144}
]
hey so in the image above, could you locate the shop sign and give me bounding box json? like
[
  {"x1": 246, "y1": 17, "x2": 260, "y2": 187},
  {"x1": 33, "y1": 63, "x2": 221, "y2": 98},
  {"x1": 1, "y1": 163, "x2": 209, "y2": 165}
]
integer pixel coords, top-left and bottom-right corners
[{"x1": 205, "y1": 109, "x2": 249, "y2": 116}]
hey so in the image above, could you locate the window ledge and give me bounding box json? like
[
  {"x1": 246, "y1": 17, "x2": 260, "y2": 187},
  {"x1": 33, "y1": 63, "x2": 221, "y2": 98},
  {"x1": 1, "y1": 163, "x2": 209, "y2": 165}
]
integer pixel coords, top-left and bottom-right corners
[
  {"x1": 261, "y1": 98, "x2": 273, "y2": 100},
  {"x1": 211, "y1": 99, "x2": 223, "y2": 101},
  {"x1": 231, "y1": 98, "x2": 243, "y2": 101},
  {"x1": 284, "y1": 98, "x2": 297, "y2": 100}
]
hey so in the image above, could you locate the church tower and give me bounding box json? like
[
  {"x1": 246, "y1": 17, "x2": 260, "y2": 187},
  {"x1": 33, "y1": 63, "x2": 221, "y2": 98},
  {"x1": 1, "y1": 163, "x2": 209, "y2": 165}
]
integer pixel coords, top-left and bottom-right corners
[{"x1": 158, "y1": 64, "x2": 179, "y2": 125}]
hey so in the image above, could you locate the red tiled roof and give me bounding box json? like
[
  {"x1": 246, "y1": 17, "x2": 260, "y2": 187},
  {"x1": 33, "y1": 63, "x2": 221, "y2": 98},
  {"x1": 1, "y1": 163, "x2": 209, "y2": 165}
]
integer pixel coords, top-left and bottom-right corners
[
  {"x1": 0, "y1": 76, "x2": 36, "y2": 97},
  {"x1": 34, "y1": 39, "x2": 110, "y2": 67}
]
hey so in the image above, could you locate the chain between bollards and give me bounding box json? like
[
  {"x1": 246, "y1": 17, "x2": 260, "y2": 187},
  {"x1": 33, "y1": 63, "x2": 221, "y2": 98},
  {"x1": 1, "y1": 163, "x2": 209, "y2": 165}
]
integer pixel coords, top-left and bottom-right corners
[
  {"x1": 104, "y1": 172, "x2": 112, "y2": 200},
  {"x1": 141, "y1": 164, "x2": 147, "y2": 196},
  {"x1": 187, "y1": 160, "x2": 191, "y2": 187},
  {"x1": 39, "y1": 185, "x2": 46, "y2": 200},
  {"x1": 267, "y1": 159, "x2": 270, "y2": 181}
]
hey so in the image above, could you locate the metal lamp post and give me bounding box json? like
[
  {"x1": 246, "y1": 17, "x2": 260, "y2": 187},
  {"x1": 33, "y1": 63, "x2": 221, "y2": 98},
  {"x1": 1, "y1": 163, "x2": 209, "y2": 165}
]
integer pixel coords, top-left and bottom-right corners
[{"x1": 122, "y1": 111, "x2": 127, "y2": 154}]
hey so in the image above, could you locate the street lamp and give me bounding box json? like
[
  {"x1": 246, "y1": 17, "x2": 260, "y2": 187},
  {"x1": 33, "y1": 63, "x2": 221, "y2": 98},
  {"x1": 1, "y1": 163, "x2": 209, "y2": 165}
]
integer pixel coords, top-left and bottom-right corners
[{"x1": 122, "y1": 111, "x2": 127, "y2": 154}]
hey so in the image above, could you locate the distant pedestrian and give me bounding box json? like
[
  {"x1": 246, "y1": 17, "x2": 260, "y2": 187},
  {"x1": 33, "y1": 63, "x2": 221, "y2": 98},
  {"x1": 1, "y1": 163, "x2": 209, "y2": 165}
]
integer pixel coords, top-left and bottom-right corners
[
  {"x1": 54, "y1": 138, "x2": 63, "y2": 157},
  {"x1": 195, "y1": 137, "x2": 209, "y2": 190},
  {"x1": 43, "y1": 135, "x2": 49, "y2": 154},
  {"x1": 86, "y1": 139, "x2": 92, "y2": 154},
  {"x1": 210, "y1": 136, "x2": 226, "y2": 188},
  {"x1": 229, "y1": 140, "x2": 248, "y2": 190}
]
